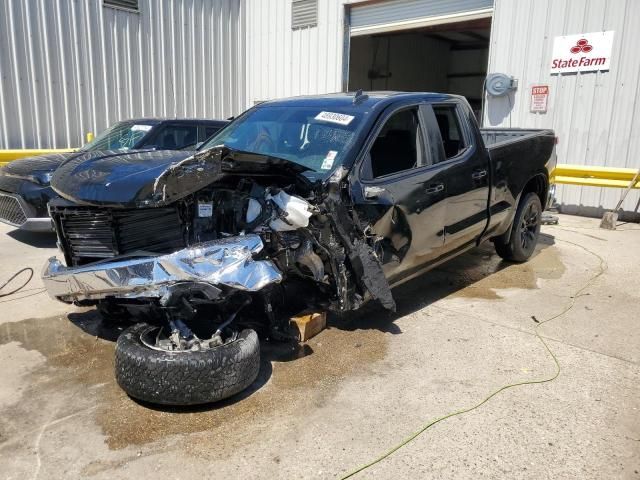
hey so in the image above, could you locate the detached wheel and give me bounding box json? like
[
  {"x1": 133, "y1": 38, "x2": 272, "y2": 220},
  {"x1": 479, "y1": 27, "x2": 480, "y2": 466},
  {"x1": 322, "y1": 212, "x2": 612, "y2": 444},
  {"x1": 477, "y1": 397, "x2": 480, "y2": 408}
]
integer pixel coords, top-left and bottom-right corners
[
  {"x1": 115, "y1": 323, "x2": 260, "y2": 405},
  {"x1": 494, "y1": 192, "x2": 542, "y2": 262}
]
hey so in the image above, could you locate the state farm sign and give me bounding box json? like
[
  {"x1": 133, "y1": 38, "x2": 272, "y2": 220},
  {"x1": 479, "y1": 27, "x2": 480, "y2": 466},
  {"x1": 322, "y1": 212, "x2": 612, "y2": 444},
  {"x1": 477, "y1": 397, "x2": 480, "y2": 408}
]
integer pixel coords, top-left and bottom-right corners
[{"x1": 550, "y1": 31, "x2": 614, "y2": 74}]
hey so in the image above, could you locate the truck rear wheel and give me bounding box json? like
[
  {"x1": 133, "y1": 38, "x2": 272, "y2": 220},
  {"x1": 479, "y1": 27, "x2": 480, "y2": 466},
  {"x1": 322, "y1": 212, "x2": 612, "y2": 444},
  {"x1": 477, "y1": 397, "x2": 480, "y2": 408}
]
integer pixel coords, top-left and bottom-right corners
[
  {"x1": 115, "y1": 323, "x2": 260, "y2": 405},
  {"x1": 494, "y1": 192, "x2": 542, "y2": 262}
]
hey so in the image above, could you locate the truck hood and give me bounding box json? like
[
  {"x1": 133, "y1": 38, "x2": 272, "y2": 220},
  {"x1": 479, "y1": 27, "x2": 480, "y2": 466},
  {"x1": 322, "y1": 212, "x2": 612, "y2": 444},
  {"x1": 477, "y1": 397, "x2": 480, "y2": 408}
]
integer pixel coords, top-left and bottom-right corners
[
  {"x1": 1, "y1": 152, "x2": 79, "y2": 179},
  {"x1": 51, "y1": 146, "x2": 312, "y2": 208}
]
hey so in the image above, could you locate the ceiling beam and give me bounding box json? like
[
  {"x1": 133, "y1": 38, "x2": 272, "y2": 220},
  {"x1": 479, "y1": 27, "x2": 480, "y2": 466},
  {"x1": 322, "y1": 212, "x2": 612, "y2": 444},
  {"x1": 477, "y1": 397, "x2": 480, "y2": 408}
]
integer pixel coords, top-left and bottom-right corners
[
  {"x1": 423, "y1": 33, "x2": 455, "y2": 43},
  {"x1": 463, "y1": 31, "x2": 489, "y2": 41}
]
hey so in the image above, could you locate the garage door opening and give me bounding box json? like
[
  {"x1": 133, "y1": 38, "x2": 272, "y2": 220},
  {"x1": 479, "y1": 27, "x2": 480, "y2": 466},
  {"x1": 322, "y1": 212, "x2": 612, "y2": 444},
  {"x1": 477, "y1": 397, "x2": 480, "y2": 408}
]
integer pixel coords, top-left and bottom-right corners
[{"x1": 348, "y1": 18, "x2": 491, "y2": 118}]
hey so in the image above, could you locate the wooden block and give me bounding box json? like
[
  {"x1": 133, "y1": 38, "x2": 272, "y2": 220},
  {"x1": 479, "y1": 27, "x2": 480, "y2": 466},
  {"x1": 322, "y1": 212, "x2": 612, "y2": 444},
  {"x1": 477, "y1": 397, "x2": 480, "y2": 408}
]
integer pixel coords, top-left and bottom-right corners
[{"x1": 291, "y1": 312, "x2": 327, "y2": 342}]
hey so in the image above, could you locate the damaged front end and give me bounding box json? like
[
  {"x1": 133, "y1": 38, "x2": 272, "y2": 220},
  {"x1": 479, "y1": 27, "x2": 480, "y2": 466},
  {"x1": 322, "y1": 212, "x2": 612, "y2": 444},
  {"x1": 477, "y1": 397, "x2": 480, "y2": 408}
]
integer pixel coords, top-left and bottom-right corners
[
  {"x1": 42, "y1": 234, "x2": 282, "y2": 302},
  {"x1": 44, "y1": 146, "x2": 394, "y2": 347}
]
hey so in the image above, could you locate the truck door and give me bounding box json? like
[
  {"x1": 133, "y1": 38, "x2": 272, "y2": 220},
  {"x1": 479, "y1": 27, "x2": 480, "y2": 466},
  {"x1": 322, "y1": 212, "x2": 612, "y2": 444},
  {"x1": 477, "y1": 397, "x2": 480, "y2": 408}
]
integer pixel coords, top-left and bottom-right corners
[
  {"x1": 351, "y1": 104, "x2": 448, "y2": 284},
  {"x1": 430, "y1": 102, "x2": 491, "y2": 251}
]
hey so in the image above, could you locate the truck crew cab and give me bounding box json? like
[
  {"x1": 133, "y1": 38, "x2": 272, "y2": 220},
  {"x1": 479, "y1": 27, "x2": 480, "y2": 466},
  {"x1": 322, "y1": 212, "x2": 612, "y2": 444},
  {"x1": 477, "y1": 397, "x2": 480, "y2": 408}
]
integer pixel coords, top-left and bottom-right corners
[{"x1": 43, "y1": 92, "x2": 556, "y2": 405}]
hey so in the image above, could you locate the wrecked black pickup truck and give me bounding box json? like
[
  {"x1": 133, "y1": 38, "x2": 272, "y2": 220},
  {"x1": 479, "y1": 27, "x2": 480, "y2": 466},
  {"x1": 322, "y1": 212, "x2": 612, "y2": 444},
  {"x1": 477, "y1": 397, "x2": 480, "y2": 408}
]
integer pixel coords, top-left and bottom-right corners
[{"x1": 42, "y1": 92, "x2": 556, "y2": 405}]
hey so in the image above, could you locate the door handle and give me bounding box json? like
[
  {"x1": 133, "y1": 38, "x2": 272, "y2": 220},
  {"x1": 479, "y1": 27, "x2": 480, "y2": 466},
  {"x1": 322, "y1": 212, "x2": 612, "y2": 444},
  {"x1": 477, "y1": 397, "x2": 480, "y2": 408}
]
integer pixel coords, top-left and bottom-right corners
[
  {"x1": 424, "y1": 183, "x2": 444, "y2": 194},
  {"x1": 472, "y1": 169, "x2": 487, "y2": 180},
  {"x1": 363, "y1": 185, "x2": 387, "y2": 200}
]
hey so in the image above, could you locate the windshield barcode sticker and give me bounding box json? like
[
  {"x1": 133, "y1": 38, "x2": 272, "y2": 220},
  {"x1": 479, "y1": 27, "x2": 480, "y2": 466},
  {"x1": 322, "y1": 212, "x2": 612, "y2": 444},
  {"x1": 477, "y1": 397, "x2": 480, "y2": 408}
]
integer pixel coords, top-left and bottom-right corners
[
  {"x1": 198, "y1": 202, "x2": 213, "y2": 217},
  {"x1": 131, "y1": 124, "x2": 153, "y2": 132},
  {"x1": 321, "y1": 150, "x2": 338, "y2": 170},
  {"x1": 314, "y1": 111, "x2": 355, "y2": 126}
]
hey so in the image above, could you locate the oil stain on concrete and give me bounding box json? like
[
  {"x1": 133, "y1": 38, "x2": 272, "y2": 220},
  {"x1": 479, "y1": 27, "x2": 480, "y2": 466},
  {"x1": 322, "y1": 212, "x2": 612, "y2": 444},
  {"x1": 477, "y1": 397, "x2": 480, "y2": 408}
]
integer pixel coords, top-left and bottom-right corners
[
  {"x1": 0, "y1": 239, "x2": 565, "y2": 462},
  {"x1": 387, "y1": 240, "x2": 565, "y2": 311},
  {"x1": 442, "y1": 241, "x2": 565, "y2": 300},
  {"x1": 96, "y1": 322, "x2": 389, "y2": 453},
  {"x1": 0, "y1": 307, "x2": 389, "y2": 458}
]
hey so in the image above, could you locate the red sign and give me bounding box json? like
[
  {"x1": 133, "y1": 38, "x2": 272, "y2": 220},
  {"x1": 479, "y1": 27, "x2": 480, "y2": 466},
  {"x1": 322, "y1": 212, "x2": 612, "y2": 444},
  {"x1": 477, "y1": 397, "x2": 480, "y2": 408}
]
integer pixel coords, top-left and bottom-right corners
[{"x1": 530, "y1": 85, "x2": 549, "y2": 113}]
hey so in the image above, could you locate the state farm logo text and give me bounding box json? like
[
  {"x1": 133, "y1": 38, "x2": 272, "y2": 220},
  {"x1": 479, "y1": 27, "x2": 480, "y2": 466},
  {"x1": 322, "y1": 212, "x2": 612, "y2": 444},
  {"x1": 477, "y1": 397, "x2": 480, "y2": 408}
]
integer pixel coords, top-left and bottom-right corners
[{"x1": 552, "y1": 37, "x2": 605, "y2": 69}]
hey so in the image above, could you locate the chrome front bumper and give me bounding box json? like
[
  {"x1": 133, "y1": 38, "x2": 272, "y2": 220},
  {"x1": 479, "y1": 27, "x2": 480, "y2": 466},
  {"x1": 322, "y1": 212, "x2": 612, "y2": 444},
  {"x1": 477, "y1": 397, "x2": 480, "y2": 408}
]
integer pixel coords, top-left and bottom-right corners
[{"x1": 42, "y1": 234, "x2": 282, "y2": 303}]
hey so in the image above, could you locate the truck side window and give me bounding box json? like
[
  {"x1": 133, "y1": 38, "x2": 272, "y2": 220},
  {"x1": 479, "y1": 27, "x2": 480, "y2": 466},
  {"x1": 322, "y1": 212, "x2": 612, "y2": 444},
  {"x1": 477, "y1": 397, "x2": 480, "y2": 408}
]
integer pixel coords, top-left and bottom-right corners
[
  {"x1": 368, "y1": 107, "x2": 424, "y2": 178},
  {"x1": 432, "y1": 105, "x2": 466, "y2": 160}
]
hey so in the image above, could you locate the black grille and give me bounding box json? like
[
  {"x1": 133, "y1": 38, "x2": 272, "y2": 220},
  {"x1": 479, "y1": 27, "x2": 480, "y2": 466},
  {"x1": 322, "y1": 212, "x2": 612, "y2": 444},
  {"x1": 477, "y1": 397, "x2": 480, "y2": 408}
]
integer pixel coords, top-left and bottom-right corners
[
  {"x1": 53, "y1": 206, "x2": 186, "y2": 265},
  {"x1": 0, "y1": 192, "x2": 27, "y2": 226},
  {"x1": 115, "y1": 209, "x2": 186, "y2": 253},
  {"x1": 60, "y1": 210, "x2": 116, "y2": 261}
]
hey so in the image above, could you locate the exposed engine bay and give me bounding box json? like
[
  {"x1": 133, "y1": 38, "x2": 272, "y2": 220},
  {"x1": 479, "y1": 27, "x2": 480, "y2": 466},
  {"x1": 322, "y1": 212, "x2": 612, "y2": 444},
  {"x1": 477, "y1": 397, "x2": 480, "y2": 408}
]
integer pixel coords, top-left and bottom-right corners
[{"x1": 44, "y1": 148, "x2": 395, "y2": 352}]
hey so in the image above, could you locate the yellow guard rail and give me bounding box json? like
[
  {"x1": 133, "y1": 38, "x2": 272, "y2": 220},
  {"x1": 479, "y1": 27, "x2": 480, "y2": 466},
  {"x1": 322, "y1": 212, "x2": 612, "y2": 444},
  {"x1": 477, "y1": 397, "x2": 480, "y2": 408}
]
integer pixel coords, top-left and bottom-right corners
[
  {"x1": 0, "y1": 149, "x2": 76, "y2": 167},
  {"x1": 551, "y1": 164, "x2": 640, "y2": 189}
]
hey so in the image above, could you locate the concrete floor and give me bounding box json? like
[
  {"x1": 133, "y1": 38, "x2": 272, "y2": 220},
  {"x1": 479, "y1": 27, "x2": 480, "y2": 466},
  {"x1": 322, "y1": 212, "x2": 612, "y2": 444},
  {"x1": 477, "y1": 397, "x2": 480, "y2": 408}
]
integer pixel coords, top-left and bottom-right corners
[{"x1": 0, "y1": 214, "x2": 638, "y2": 479}]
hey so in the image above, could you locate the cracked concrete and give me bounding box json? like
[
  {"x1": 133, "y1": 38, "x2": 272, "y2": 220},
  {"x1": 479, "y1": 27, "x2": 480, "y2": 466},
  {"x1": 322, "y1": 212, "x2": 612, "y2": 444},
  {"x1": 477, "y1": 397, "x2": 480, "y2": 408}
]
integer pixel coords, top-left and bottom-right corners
[{"x1": 0, "y1": 214, "x2": 638, "y2": 479}]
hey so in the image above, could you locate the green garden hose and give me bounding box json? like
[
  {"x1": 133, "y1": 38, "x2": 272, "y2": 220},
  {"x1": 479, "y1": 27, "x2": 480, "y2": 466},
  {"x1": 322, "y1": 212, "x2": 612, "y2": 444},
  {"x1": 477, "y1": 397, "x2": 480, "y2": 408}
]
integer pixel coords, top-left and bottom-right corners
[{"x1": 340, "y1": 240, "x2": 606, "y2": 479}]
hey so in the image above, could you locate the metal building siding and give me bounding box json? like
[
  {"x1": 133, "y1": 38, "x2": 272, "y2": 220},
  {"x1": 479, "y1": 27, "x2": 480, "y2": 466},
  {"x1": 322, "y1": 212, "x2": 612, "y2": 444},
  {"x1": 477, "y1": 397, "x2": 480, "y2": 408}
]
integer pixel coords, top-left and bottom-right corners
[
  {"x1": 486, "y1": 0, "x2": 640, "y2": 214},
  {"x1": 244, "y1": 0, "x2": 345, "y2": 107},
  {"x1": 0, "y1": 0, "x2": 244, "y2": 150}
]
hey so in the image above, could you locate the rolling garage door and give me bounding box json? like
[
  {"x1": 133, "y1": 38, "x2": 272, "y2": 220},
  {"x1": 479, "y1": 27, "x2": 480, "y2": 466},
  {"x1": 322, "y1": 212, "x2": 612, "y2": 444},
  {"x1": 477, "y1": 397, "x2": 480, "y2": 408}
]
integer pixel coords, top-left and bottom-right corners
[{"x1": 350, "y1": 0, "x2": 494, "y2": 36}]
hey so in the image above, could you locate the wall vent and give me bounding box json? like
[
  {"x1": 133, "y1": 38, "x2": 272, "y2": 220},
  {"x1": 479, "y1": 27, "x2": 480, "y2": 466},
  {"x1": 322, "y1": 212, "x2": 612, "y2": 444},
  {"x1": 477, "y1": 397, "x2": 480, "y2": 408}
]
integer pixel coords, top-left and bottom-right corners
[
  {"x1": 292, "y1": 0, "x2": 317, "y2": 29},
  {"x1": 103, "y1": 0, "x2": 139, "y2": 12}
]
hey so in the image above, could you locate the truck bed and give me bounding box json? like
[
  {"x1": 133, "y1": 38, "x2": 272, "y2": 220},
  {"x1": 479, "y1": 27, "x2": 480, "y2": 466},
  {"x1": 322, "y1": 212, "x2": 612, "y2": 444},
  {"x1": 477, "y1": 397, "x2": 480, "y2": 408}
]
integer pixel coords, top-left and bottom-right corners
[{"x1": 480, "y1": 128, "x2": 555, "y2": 149}]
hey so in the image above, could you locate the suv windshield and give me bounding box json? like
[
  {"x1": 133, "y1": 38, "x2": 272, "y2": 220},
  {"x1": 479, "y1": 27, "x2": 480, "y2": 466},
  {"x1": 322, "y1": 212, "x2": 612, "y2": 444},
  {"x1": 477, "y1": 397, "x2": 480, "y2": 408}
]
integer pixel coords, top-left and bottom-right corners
[
  {"x1": 80, "y1": 121, "x2": 155, "y2": 152},
  {"x1": 202, "y1": 106, "x2": 363, "y2": 176}
]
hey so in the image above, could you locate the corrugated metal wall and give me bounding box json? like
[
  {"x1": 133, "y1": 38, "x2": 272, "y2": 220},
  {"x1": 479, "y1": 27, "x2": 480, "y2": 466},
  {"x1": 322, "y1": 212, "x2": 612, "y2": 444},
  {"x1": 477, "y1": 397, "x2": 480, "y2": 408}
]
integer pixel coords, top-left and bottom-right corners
[
  {"x1": 0, "y1": 0, "x2": 244, "y2": 149},
  {"x1": 2, "y1": 0, "x2": 637, "y2": 215},
  {"x1": 486, "y1": 0, "x2": 640, "y2": 215},
  {"x1": 244, "y1": 0, "x2": 346, "y2": 107}
]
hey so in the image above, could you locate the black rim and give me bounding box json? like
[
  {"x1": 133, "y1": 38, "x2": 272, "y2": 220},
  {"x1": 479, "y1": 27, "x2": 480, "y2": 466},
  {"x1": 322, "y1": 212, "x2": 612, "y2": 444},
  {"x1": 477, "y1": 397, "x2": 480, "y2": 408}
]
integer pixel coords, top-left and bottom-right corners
[{"x1": 520, "y1": 202, "x2": 540, "y2": 251}]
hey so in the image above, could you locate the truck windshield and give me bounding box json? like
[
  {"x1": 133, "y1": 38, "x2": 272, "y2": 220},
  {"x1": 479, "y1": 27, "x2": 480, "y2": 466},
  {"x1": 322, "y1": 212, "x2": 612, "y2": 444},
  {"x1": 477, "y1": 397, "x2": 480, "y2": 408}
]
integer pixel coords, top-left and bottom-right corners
[
  {"x1": 80, "y1": 121, "x2": 155, "y2": 152},
  {"x1": 201, "y1": 106, "x2": 362, "y2": 176}
]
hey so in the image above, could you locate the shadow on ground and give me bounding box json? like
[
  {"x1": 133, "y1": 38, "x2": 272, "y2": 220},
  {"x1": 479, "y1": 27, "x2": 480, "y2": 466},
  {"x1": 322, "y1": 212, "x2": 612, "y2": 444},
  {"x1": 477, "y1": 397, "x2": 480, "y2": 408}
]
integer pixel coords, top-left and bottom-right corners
[
  {"x1": 7, "y1": 229, "x2": 57, "y2": 248},
  {"x1": 2, "y1": 234, "x2": 561, "y2": 431},
  {"x1": 332, "y1": 233, "x2": 558, "y2": 333},
  {"x1": 65, "y1": 308, "x2": 277, "y2": 411},
  {"x1": 0, "y1": 231, "x2": 569, "y2": 458}
]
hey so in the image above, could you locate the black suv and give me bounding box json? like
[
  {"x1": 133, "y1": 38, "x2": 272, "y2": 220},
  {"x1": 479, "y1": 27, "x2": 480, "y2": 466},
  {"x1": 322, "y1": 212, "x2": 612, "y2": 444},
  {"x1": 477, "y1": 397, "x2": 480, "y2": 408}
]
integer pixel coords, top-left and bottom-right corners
[{"x1": 0, "y1": 118, "x2": 228, "y2": 231}]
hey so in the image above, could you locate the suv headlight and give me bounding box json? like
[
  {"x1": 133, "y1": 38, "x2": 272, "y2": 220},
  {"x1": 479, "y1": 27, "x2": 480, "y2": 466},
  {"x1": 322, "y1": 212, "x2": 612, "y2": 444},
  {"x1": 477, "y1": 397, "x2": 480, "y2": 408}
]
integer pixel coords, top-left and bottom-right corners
[{"x1": 27, "y1": 171, "x2": 54, "y2": 186}]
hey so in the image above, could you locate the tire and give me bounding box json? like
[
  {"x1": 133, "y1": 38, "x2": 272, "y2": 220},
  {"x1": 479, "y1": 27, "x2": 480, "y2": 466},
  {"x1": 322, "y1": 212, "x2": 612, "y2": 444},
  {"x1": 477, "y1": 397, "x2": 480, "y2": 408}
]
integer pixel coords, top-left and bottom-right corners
[
  {"x1": 494, "y1": 192, "x2": 542, "y2": 262},
  {"x1": 115, "y1": 323, "x2": 260, "y2": 405}
]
